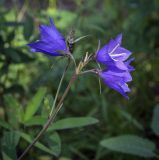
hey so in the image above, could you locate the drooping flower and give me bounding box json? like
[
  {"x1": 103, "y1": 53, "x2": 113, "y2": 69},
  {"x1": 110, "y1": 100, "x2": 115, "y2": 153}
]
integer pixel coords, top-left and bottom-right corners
[
  {"x1": 28, "y1": 18, "x2": 68, "y2": 56},
  {"x1": 95, "y1": 33, "x2": 134, "y2": 98},
  {"x1": 96, "y1": 33, "x2": 132, "y2": 70},
  {"x1": 98, "y1": 68, "x2": 132, "y2": 99}
]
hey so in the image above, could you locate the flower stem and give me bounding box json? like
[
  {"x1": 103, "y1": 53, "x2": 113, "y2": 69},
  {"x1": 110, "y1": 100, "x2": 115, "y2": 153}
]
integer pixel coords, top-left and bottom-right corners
[
  {"x1": 49, "y1": 59, "x2": 70, "y2": 117},
  {"x1": 18, "y1": 65, "x2": 77, "y2": 160},
  {"x1": 80, "y1": 69, "x2": 96, "y2": 75}
]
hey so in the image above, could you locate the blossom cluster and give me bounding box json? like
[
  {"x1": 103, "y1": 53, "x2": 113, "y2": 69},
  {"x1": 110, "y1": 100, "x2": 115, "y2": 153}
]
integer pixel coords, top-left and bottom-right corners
[
  {"x1": 28, "y1": 18, "x2": 134, "y2": 99},
  {"x1": 96, "y1": 34, "x2": 134, "y2": 98}
]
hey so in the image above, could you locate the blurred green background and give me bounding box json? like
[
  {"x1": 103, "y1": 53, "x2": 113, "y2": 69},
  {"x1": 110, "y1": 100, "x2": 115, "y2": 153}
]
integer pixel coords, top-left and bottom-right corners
[{"x1": 0, "y1": 0, "x2": 159, "y2": 160}]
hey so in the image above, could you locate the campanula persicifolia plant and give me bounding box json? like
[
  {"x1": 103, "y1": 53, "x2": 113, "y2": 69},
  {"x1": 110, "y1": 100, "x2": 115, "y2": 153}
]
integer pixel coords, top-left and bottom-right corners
[{"x1": 18, "y1": 18, "x2": 134, "y2": 160}]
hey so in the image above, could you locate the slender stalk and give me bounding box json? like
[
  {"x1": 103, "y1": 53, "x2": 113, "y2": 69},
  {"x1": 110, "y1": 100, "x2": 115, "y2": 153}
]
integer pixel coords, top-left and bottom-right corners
[
  {"x1": 18, "y1": 66, "x2": 77, "y2": 160},
  {"x1": 80, "y1": 69, "x2": 96, "y2": 75},
  {"x1": 49, "y1": 59, "x2": 70, "y2": 117}
]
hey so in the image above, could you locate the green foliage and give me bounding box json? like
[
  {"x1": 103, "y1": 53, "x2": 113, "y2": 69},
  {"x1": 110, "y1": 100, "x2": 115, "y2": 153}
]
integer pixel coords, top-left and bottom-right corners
[
  {"x1": 23, "y1": 87, "x2": 47, "y2": 122},
  {"x1": 100, "y1": 135, "x2": 156, "y2": 158},
  {"x1": 0, "y1": 0, "x2": 159, "y2": 160},
  {"x1": 151, "y1": 105, "x2": 159, "y2": 136},
  {"x1": 48, "y1": 117, "x2": 99, "y2": 131},
  {"x1": 4, "y1": 94, "x2": 24, "y2": 126},
  {"x1": 2, "y1": 131, "x2": 20, "y2": 160},
  {"x1": 18, "y1": 131, "x2": 58, "y2": 156},
  {"x1": 45, "y1": 132, "x2": 61, "y2": 156}
]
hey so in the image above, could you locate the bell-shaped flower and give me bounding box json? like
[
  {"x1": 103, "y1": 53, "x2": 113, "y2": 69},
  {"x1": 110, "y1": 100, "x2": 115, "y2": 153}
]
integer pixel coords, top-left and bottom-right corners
[
  {"x1": 28, "y1": 18, "x2": 68, "y2": 56},
  {"x1": 96, "y1": 34, "x2": 132, "y2": 70},
  {"x1": 98, "y1": 68, "x2": 132, "y2": 98}
]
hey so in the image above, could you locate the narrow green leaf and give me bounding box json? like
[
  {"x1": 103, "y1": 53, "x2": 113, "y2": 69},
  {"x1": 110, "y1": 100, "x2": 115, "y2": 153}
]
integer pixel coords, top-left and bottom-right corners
[
  {"x1": 24, "y1": 87, "x2": 46, "y2": 122},
  {"x1": 24, "y1": 116, "x2": 47, "y2": 126},
  {"x1": 2, "y1": 131, "x2": 20, "y2": 160},
  {"x1": 48, "y1": 117, "x2": 99, "y2": 132},
  {"x1": 100, "y1": 135, "x2": 156, "y2": 158},
  {"x1": 151, "y1": 105, "x2": 159, "y2": 136},
  {"x1": 18, "y1": 132, "x2": 54, "y2": 155}
]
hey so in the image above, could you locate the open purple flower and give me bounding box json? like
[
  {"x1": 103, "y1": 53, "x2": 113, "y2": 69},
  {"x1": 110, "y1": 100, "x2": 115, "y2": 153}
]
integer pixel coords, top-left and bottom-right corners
[
  {"x1": 96, "y1": 34, "x2": 132, "y2": 70},
  {"x1": 28, "y1": 18, "x2": 68, "y2": 56},
  {"x1": 95, "y1": 33, "x2": 134, "y2": 98},
  {"x1": 98, "y1": 68, "x2": 132, "y2": 99}
]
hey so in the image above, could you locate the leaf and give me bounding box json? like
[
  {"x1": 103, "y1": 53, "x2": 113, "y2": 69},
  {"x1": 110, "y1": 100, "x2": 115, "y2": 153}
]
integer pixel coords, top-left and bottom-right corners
[
  {"x1": 45, "y1": 132, "x2": 61, "y2": 156},
  {"x1": 24, "y1": 116, "x2": 47, "y2": 126},
  {"x1": 18, "y1": 132, "x2": 54, "y2": 155},
  {"x1": 43, "y1": 94, "x2": 54, "y2": 116},
  {"x1": 100, "y1": 135, "x2": 156, "y2": 158},
  {"x1": 4, "y1": 48, "x2": 21, "y2": 63},
  {"x1": 151, "y1": 105, "x2": 159, "y2": 136},
  {"x1": 3, "y1": 94, "x2": 23, "y2": 128},
  {"x1": 2, "y1": 131, "x2": 20, "y2": 160},
  {"x1": 24, "y1": 87, "x2": 46, "y2": 122},
  {"x1": 48, "y1": 117, "x2": 99, "y2": 132}
]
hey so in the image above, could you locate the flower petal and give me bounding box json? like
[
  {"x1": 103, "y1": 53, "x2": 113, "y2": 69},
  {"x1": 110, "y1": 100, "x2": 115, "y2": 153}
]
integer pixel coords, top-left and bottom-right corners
[
  {"x1": 96, "y1": 43, "x2": 111, "y2": 63},
  {"x1": 99, "y1": 69, "x2": 132, "y2": 98},
  {"x1": 114, "y1": 33, "x2": 122, "y2": 45},
  {"x1": 100, "y1": 72, "x2": 129, "y2": 98},
  {"x1": 125, "y1": 58, "x2": 135, "y2": 72},
  {"x1": 28, "y1": 41, "x2": 64, "y2": 56},
  {"x1": 39, "y1": 20, "x2": 67, "y2": 51},
  {"x1": 28, "y1": 18, "x2": 67, "y2": 56},
  {"x1": 96, "y1": 33, "x2": 132, "y2": 65},
  {"x1": 110, "y1": 47, "x2": 132, "y2": 61},
  {"x1": 102, "y1": 69, "x2": 132, "y2": 82}
]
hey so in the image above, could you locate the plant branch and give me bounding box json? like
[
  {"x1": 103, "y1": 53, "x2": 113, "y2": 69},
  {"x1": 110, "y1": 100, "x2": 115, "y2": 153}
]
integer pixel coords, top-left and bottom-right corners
[{"x1": 18, "y1": 62, "x2": 77, "y2": 160}]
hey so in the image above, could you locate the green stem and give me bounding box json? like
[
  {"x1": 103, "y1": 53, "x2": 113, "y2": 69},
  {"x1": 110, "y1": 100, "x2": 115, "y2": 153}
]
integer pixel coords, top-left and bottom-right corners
[
  {"x1": 49, "y1": 59, "x2": 70, "y2": 117},
  {"x1": 18, "y1": 64, "x2": 77, "y2": 160}
]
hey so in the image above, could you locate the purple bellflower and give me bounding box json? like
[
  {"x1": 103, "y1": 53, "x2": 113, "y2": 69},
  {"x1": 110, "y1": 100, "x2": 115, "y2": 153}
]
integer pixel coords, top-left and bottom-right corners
[
  {"x1": 28, "y1": 18, "x2": 68, "y2": 56},
  {"x1": 96, "y1": 33, "x2": 134, "y2": 98},
  {"x1": 96, "y1": 34, "x2": 132, "y2": 70},
  {"x1": 98, "y1": 68, "x2": 132, "y2": 99}
]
